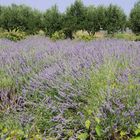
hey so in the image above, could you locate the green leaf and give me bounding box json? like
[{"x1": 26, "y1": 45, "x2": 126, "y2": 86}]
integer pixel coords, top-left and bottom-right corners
[
  {"x1": 2, "y1": 128, "x2": 8, "y2": 134},
  {"x1": 78, "y1": 132, "x2": 89, "y2": 140},
  {"x1": 138, "y1": 123, "x2": 140, "y2": 129},
  {"x1": 95, "y1": 125, "x2": 102, "y2": 137},
  {"x1": 85, "y1": 120, "x2": 91, "y2": 130},
  {"x1": 95, "y1": 117, "x2": 100, "y2": 124},
  {"x1": 131, "y1": 137, "x2": 140, "y2": 140},
  {"x1": 120, "y1": 131, "x2": 126, "y2": 138},
  {"x1": 135, "y1": 123, "x2": 140, "y2": 136},
  {"x1": 87, "y1": 109, "x2": 92, "y2": 115},
  {"x1": 6, "y1": 137, "x2": 11, "y2": 140},
  {"x1": 135, "y1": 129, "x2": 140, "y2": 136}
]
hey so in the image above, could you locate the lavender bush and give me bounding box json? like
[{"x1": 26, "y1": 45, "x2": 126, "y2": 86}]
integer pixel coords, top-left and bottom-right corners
[{"x1": 0, "y1": 36, "x2": 140, "y2": 139}]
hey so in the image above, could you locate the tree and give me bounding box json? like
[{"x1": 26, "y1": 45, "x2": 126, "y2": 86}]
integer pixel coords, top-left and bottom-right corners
[
  {"x1": 84, "y1": 5, "x2": 98, "y2": 34},
  {"x1": 96, "y1": 5, "x2": 107, "y2": 30},
  {"x1": 0, "y1": 4, "x2": 42, "y2": 34},
  {"x1": 130, "y1": 0, "x2": 140, "y2": 34},
  {"x1": 26, "y1": 9, "x2": 43, "y2": 34},
  {"x1": 43, "y1": 5, "x2": 63, "y2": 37},
  {"x1": 63, "y1": 0, "x2": 86, "y2": 38},
  {"x1": 105, "y1": 4, "x2": 126, "y2": 34}
]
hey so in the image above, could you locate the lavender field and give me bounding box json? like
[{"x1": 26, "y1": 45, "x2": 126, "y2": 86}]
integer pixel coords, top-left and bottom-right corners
[{"x1": 0, "y1": 36, "x2": 140, "y2": 139}]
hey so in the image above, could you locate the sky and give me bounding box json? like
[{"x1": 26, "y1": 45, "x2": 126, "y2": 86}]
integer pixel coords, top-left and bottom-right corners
[{"x1": 0, "y1": 0, "x2": 137, "y2": 15}]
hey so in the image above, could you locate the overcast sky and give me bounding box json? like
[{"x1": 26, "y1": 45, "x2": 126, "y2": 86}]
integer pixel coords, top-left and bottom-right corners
[{"x1": 0, "y1": 0, "x2": 137, "y2": 15}]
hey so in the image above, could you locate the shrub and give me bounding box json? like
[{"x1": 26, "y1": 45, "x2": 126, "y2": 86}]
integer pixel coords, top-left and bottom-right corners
[
  {"x1": 51, "y1": 30, "x2": 66, "y2": 41},
  {"x1": 114, "y1": 33, "x2": 136, "y2": 41},
  {"x1": 113, "y1": 33, "x2": 140, "y2": 41},
  {"x1": 0, "y1": 28, "x2": 5, "y2": 32},
  {"x1": 0, "y1": 29, "x2": 26, "y2": 41},
  {"x1": 73, "y1": 30, "x2": 95, "y2": 41},
  {"x1": 135, "y1": 35, "x2": 140, "y2": 41},
  {"x1": 37, "y1": 30, "x2": 45, "y2": 36}
]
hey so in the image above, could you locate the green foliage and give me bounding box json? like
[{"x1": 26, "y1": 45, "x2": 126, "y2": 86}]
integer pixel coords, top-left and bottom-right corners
[
  {"x1": 0, "y1": 126, "x2": 43, "y2": 140},
  {"x1": 130, "y1": 1, "x2": 140, "y2": 34},
  {"x1": 84, "y1": 5, "x2": 97, "y2": 34},
  {"x1": 95, "y1": 118, "x2": 102, "y2": 137},
  {"x1": 37, "y1": 30, "x2": 45, "y2": 36},
  {"x1": 0, "y1": 4, "x2": 43, "y2": 34},
  {"x1": 113, "y1": 33, "x2": 136, "y2": 41},
  {"x1": 43, "y1": 5, "x2": 63, "y2": 37},
  {"x1": 0, "y1": 27, "x2": 5, "y2": 32},
  {"x1": 51, "y1": 30, "x2": 66, "y2": 41},
  {"x1": 24, "y1": 89, "x2": 57, "y2": 134},
  {"x1": 95, "y1": 125, "x2": 102, "y2": 137},
  {"x1": 0, "y1": 28, "x2": 26, "y2": 41},
  {"x1": 0, "y1": 1, "x2": 129, "y2": 39},
  {"x1": 0, "y1": 70, "x2": 16, "y2": 111},
  {"x1": 78, "y1": 118, "x2": 102, "y2": 139},
  {"x1": 4, "y1": 130, "x2": 24, "y2": 140},
  {"x1": 33, "y1": 106, "x2": 55, "y2": 132},
  {"x1": 134, "y1": 123, "x2": 140, "y2": 136},
  {"x1": 0, "y1": 70, "x2": 14, "y2": 89},
  {"x1": 78, "y1": 132, "x2": 89, "y2": 140},
  {"x1": 85, "y1": 61, "x2": 117, "y2": 111},
  {"x1": 96, "y1": 5, "x2": 107, "y2": 30},
  {"x1": 85, "y1": 120, "x2": 91, "y2": 130},
  {"x1": 113, "y1": 33, "x2": 140, "y2": 41},
  {"x1": 105, "y1": 4, "x2": 126, "y2": 34},
  {"x1": 75, "y1": 58, "x2": 139, "y2": 139},
  {"x1": 73, "y1": 30, "x2": 95, "y2": 41},
  {"x1": 63, "y1": 2, "x2": 127, "y2": 38},
  {"x1": 0, "y1": 114, "x2": 25, "y2": 140},
  {"x1": 0, "y1": 109, "x2": 54, "y2": 139},
  {"x1": 95, "y1": 117, "x2": 101, "y2": 124},
  {"x1": 135, "y1": 35, "x2": 140, "y2": 41},
  {"x1": 0, "y1": 76, "x2": 13, "y2": 89},
  {"x1": 132, "y1": 137, "x2": 140, "y2": 140},
  {"x1": 63, "y1": 0, "x2": 86, "y2": 39}
]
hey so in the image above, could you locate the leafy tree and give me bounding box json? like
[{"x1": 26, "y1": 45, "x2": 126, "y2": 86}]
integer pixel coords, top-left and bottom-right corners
[
  {"x1": 105, "y1": 4, "x2": 126, "y2": 34},
  {"x1": 63, "y1": 0, "x2": 86, "y2": 38},
  {"x1": 0, "y1": 1, "x2": 129, "y2": 37},
  {"x1": 0, "y1": 4, "x2": 43, "y2": 34},
  {"x1": 26, "y1": 9, "x2": 44, "y2": 34},
  {"x1": 43, "y1": 5, "x2": 63, "y2": 37},
  {"x1": 96, "y1": 5, "x2": 107, "y2": 30},
  {"x1": 84, "y1": 5, "x2": 98, "y2": 34},
  {"x1": 130, "y1": 0, "x2": 140, "y2": 34}
]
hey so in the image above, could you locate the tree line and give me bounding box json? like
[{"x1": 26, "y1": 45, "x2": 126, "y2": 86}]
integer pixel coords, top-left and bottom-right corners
[{"x1": 0, "y1": 0, "x2": 140, "y2": 38}]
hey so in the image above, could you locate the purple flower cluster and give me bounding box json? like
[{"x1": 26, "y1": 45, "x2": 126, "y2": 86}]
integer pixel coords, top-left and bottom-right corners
[{"x1": 0, "y1": 36, "x2": 140, "y2": 138}]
